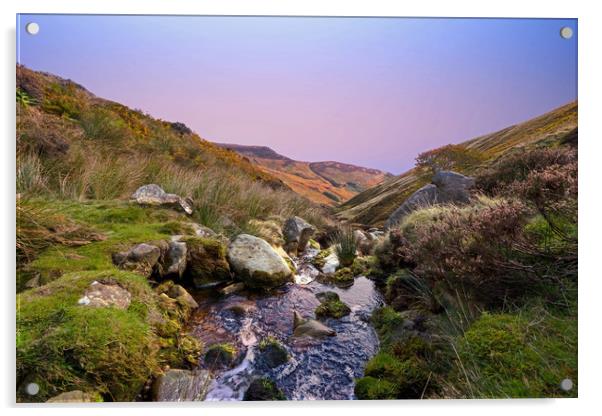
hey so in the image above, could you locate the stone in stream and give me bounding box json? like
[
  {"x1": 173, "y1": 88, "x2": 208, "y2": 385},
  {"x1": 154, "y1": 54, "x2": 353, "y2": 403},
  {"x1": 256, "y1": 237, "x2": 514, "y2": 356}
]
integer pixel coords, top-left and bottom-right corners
[
  {"x1": 292, "y1": 311, "x2": 336, "y2": 338},
  {"x1": 243, "y1": 378, "x2": 285, "y2": 401},
  {"x1": 130, "y1": 184, "x2": 193, "y2": 215},
  {"x1": 227, "y1": 234, "x2": 293, "y2": 289},
  {"x1": 167, "y1": 284, "x2": 199, "y2": 309},
  {"x1": 282, "y1": 216, "x2": 315, "y2": 256},
  {"x1": 152, "y1": 369, "x2": 212, "y2": 401}
]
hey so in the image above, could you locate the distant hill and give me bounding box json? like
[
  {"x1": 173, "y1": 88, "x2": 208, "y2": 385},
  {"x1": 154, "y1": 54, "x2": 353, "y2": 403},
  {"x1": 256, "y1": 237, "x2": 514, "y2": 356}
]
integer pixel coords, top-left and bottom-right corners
[
  {"x1": 336, "y1": 101, "x2": 578, "y2": 226},
  {"x1": 215, "y1": 143, "x2": 392, "y2": 206}
]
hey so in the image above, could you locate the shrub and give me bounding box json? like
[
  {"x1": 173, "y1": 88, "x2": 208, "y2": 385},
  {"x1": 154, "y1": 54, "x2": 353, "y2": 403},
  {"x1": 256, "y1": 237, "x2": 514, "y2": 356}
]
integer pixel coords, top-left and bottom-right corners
[
  {"x1": 80, "y1": 107, "x2": 131, "y2": 143},
  {"x1": 415, "y1": 144, "x2": 484, "y2": 177},
  {"x1": 354, "y1": 376, "x2": 397, "y2": 400},
  {"x1": 330, "y1": 226, "x2": 357, "y2": 267}
]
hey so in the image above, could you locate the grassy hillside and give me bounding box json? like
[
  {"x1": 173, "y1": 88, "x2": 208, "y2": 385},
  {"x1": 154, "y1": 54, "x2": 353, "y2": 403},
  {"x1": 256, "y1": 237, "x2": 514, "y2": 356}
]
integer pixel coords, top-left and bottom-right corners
[
  {"x1": 336, "y1": 101, "x2": 577, "y2": 226},
  {"x1": 216, "y1": 143, "x2": 391, "y2": 206},
  {"x1": 16, "y1": 65, "x2": 328, "y2": 233}
]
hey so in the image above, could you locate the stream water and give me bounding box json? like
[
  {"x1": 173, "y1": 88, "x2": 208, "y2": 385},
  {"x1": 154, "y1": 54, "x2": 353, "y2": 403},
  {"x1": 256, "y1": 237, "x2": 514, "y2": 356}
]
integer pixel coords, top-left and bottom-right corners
[{"x1": 188, "y1": 249, "x2": 383, "y2": 401}]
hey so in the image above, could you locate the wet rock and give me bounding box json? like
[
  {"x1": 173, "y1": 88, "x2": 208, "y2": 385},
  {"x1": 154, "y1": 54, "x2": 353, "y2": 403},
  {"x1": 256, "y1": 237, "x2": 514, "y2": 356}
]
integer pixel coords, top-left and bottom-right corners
[
  {"x1": 292, "y1": 311, "x2": 336, "y2": 338},
  {"x1": 77, "y1": 281, "x2": 131, "y2": 309},
  {"x1": 112, "y1": 242, "x2": 166, "y2": 276},
  {"x1": 220, "y1": 282, "x2": 245, "y2": 296},
  {"x1": 46, "y1": 390, "x2": 101, "y2": 403},
  {"x1": 385, "y1": 171, "x2": 474, "y2": 230},
  {"x1": 131, "y1": 184, "x2": 193, "y2": 215},
  {"x1": 152, "y1": 369, "x2": 212, "y2": 401},
  {"x1": 204, "y1": 343, "x2": 237, "y2": 369},
  {"x1": 282, "y1": 216, "x2": 315, "y2": 256},
  {"x1": 183, "y1": 237, "x2": 231, "y2": 288},
  {"x1": 315, "y1": 291, "x2": 351, "y2": 319},
  {"x1": 167, "y1": 284, "x2": 199, "y2": 309},
  {"x1": 164, "y1": 240, "x2": 187, "y2": 279},
  {"x1": 258, "y1": 337, "x2": 288, "y2": 368},
  {"x1": 227, "y1": 234, "x2": 292, "y2": 289},
  {"x1": 243, "y1": 378, "x2": 285, "y2": 401}
]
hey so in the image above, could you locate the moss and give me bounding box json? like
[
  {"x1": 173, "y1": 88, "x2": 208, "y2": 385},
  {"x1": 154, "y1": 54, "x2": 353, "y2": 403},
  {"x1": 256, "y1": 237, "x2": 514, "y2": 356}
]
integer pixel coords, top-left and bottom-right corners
[
  {"x1": 243, "y1": 378, "x2": 286, "y2": 401},
  {"x1": 354, "y1": 376, "x2": 397, "y2": 400},
  {"x1": 16, "y1": 270, "x2": 160, "y2": 402},
  {"x1": 308, "y1": 239, "x2": 321, "y2": 250},
  {"x1": 204, "y1": 343, "x2": 237, "y2": 369},
  {"x1": 258, "y1": 337, "x2": 288, "y2": 368},
  {"x1": 156, "y1": 221, "x2": 196, "y2": 236},
  {"x1": 350, "y1": 256, "x2": 376, "y2": 276},
  {"x1": 331, "y1": 267, "x2": 355, "y2": 287},
  {"x1": 314, "y1": 292, "x2": 351, "y2": 319},
  {"x1": 311, "y1": 247, "x2": 332, "y2": 269},
  {"x1": 370, "y1": 307, "x2": 406, "y2": 347},
  {"x1": 455, "y1": 310, "x2": 577, "y2": 398},
  {"x1": 180, "y1": 237, "x2": 231, "y2": 287}
]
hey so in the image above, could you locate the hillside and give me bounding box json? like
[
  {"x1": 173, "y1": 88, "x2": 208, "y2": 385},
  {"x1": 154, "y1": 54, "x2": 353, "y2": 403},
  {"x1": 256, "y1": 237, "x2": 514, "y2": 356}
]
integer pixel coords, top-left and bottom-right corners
[
  {"x1": 336, "y1": 101, "x2": 578, "y2": 226},
  {"x1": 216, "y1": 143, "x2": 391, "y2": 206}
]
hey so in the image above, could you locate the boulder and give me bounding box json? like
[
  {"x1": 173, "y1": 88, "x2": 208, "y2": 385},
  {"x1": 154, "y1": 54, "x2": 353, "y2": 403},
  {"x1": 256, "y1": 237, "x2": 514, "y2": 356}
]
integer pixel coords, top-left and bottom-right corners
[
  {"x1": 46, "y1": 390, "x2": 101, "y2": 403},
  {"x1": 243, "y1": 378, "x2": 285, "y2": 401},
  {"x1": 227, "y1": 234, "x2": 293, "y2": 289},
  {"x1": 131, "y1": 184, "x2": 193, "y2": 215},
  {"x1": 112, "y1": 242, "x2": 166, "y2": 276},
  {"x1": 258, "y1": 337, "x2": 289, "y2": 368},
  {"x1": 152, "y1": 369, "x2": 212, "y2": 402},
  {"x1": 204, "y1": 343, "x2": 237, "y2": 369},
  {"x1": 167, "y1": 284, "x2": 199, "y2": 309},
  {"x1": 315, "y1": 291, "x2": 351, "y2": 319},
  {"x1": 292, "y1": 311, "x2": 336, "y2": 338},
  {"x1": 384, "y1": 171, "x2": 474, "y2": 230},
  {"x1": 282, "y1": 216, "x2": 315, "y2": 256},
  {"x1": 183, "y1": 237, "x2": 231, "y2": 288},
  {"x1": 77, "y1": 281, "x2": 131, "y2": 309},
  {"x1": 164, "y1": 240, "x2": 187, "y2": 279}
]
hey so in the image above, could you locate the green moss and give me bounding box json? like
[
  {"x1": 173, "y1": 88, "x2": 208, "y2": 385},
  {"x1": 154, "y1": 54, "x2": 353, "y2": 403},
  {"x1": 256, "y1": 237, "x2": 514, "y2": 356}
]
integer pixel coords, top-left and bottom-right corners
[
  {"x1": 16, "y1": 270, "x2": 160, "y2": 402},
  {"x1": 156, "y1": 221, "x2": 196, "y2": 236},
  {"x1": 258, "y1": 337, "x2": 288, "y2": 368},
  {"x1": 350, "y1": 256, "x2": 376, "y2": 276},
  {"x1": 370, "y1": 307, "x2": 405, "y2": 346},
  {"x1": 354, "y1": 376, "x2": 397, "y2": 400},
  {"x1": 243, "y1": 378, "x2": 286, "y2": 401},
  {"x1": 204, "y1": 343, "x2": 237, "y2": 369},
  {"x1": 311, "y1": 247, "x2": 332, "y2": 269},
  {"x1": 308, "y1": 239, "x2": 321, "y2": 250},
  {"x1": 314, "y1": 292, "x2": 351, "y2": 319},
  {"x1": 181, "y1": 236, "x2": 231, "y2": 287},
  {"x1": 331, "y1": 267, "x2": 355, "y2": 287},
  {"x1": 455, "y1": 310, "x2": 577, "y2": 398}
]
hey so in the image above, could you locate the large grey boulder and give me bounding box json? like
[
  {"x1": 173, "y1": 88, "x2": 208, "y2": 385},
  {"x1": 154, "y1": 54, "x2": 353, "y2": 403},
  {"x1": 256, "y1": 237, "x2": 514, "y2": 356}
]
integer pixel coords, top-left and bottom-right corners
[
  {"x1": 77, "y1": 281, "x2": 131, "y2": 309},
  {"x1": 227, "y1": 234, "x2": 293, "y2": 289},
  {"x1": 384, "y1": 171, "x2": 474, "y2": 230},
  {"x1": 152, "y1": 369, "x2": 212, "y2": 402},
  {"x1": 131, "y1": 184, "x2": 193, "y2": 215},
  {"x1": 292, "y1": 311, "x2": 336, "y2": 338},
  {"x1": 282, "y1": 216, "x2": 315, "y2": 256},
  {"x1": 46, "y1": 390, "x2": 101, "y2": 403}
]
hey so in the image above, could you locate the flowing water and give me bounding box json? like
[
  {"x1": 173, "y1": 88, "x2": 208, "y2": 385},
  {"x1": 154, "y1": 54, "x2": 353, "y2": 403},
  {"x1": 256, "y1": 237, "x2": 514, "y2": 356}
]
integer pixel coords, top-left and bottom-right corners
[{"x1": 188, "y1": 249, "x2": 383, "y2": 401}]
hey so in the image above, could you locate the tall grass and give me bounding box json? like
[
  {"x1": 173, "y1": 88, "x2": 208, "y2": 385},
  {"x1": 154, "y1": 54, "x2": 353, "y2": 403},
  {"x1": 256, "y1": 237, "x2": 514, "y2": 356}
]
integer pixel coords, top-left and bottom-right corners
[
  {"x1": 16, "y1": 145, "x2": 326, "y2": 235},
  {"x1": 330, "y1": 226, "x2": 357, "y2": 267}
]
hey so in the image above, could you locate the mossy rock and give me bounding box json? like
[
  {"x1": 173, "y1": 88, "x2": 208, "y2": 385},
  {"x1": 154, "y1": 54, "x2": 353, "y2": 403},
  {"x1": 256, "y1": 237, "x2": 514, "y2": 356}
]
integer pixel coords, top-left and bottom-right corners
[
  {"x1": 16, "y1": 270, "x2": 161, "y2": 402},
  {"x1": 243, "y1": 378, "x2": 285, "y2": 401},
  {"x1": 311, "y1": 248, "x2": 332, "y2": 269},
  {"x1": 354, "y1": 376, "x2": 397, "y2": 400},
  {"x1": 181, "y1": 237, "x2": 231, "y2": 288},
  {"x1": 204, "y1": 343, "x2": 237, "y2": 369},
  {"x1": 308, "y1": 239, "x2": 321, "y2": 250},
  {"x1": 332, "y1": 267, "x2": 355, "y2": 287},
  {"x1": 258, "y1": 337, "x2": 288, "y2": 368},
  {"x1": 315, "y1": 291, "x2": 351, "y2": 319}
]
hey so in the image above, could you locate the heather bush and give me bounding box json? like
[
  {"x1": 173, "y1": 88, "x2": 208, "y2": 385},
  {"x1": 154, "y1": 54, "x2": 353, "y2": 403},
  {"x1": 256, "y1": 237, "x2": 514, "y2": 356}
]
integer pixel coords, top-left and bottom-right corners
[{"x1": 415, "y1": 143, "x2": 485, "y2": 177}]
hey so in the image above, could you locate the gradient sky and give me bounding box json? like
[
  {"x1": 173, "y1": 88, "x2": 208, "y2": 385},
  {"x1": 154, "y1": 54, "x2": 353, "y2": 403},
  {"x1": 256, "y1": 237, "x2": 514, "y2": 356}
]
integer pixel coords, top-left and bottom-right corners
[{"x1": 17, "y1": 15, "x2": 577, "y2": 174}]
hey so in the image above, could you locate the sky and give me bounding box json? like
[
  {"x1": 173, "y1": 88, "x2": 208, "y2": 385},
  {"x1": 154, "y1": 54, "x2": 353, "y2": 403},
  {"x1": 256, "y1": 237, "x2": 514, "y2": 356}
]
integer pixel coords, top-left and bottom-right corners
[{"x1": 17, "y1": 15, "x2": 577, "y2": 174}]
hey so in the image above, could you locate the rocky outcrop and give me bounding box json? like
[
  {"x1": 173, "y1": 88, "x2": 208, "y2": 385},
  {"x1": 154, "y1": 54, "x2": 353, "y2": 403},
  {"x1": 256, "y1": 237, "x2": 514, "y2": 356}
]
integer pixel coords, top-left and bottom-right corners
[
  {"x1": 292, "y1": 311, "x2": 336, "y2": 338},
  {"x1": 282, "y1": 216, "x2": 315, "y2": 256},
  {"x1": 227, "y1": 234, "x2": 293, "y2": 289},
  {"x1": 77, "y1": 281, "x2": 131, "y2": 309},
  {"x1": 152, "y1": 369, "x2": 212, "y2": 401},
  {"x1": 384, "y1": 171, "x2": 474, "y2": 230},
  {"x1": 164, "y1": 240, "x2": 187, "y2": 279},
  {"x1": 182, "y1": 237, "x2": 231, "y2": 288},
  {"x1": 131, "y1": 184, "x2": 193, "y2": 215},
  {"x1": 112, "y1": 242, "x2": 167, "y2": 276}
]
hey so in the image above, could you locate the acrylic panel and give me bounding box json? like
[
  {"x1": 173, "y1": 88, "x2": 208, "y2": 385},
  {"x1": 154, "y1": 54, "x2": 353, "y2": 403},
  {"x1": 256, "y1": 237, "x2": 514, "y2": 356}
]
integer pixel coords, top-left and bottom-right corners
[{"x1": 16, "y1": 14, "x2": 577, "y2": 402}]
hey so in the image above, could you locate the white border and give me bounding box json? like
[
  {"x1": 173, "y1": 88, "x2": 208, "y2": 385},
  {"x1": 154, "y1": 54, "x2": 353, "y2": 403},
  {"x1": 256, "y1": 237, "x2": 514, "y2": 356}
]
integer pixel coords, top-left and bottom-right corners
[{"x1": 2, "y1": 1, "x2": 600, "y2": 415}]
